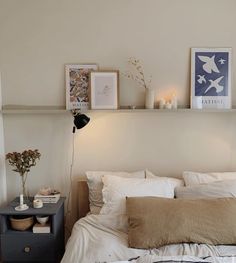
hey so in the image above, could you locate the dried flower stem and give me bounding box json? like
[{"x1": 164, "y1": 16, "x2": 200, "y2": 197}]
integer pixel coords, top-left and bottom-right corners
[{"x1": 123, "y1": 57, "x2": 152, "y2": 90}]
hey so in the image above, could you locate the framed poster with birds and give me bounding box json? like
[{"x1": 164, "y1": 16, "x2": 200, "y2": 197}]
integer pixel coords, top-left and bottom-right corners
[{"x1": 191, "y1": 48, "x2": 232, "y2": 109}]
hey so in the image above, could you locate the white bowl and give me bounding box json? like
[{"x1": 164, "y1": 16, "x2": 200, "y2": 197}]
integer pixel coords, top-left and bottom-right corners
[{"x1": 36, "y1": 215, "x2": 49, "y2": 225}]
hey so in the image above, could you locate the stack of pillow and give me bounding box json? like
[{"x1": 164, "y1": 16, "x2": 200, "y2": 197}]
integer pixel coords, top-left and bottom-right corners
[
  {"x1": 86, "y1": 170, "x2": 183, "y2": 215},
  {"x1": 86, "y1": 170, "x2": 146, "y2": 214},
  {"x1": 85, "y1": 170, "x2": 236, "y2": 249}
]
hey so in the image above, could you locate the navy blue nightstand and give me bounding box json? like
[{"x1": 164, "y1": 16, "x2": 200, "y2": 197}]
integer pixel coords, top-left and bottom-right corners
[{"x1": 0, "y1": 197, "x2": 65, "y2": 263}]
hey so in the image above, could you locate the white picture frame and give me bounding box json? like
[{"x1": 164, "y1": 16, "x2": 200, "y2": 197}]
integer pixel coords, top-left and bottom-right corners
[
  {"x1": 65, "y1": 64, "x2": 98, "y2": 110},
  {"x1": 90, "y1": 71, "x2": 119, "y2": 110},
  {"x1": 191, "y1": 48, "x2": 232, "y2": 109}
]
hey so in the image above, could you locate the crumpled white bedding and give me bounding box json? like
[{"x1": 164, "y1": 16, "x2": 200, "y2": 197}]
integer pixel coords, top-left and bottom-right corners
[
  {"x1": 113, "y1": 255, "x2": 236, "y2": 263},
  {"x1": 61, "y1": 214, "x2": 236, "y2": 263}
]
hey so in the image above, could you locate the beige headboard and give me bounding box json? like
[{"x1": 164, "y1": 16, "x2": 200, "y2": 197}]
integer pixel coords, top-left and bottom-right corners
[{"x1": 77, "y1": 180, "x2": 90, "y2": 219}]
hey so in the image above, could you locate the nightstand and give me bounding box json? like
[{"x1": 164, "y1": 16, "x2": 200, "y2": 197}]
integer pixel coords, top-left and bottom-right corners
[{"x1": 0, "y1": 197, "x2": 65, "y2": 263}]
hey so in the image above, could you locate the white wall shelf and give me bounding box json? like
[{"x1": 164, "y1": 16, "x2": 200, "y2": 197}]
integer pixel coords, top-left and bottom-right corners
[
  {"x1": 1, "y1": 105, "x2": 69, "y2": 114},
  {"x1": 1, "y1": 105, "x2": 236, "y2": 114},
  {"x1": 89, "y1": 108, "x2": 236, "y2": 113}
]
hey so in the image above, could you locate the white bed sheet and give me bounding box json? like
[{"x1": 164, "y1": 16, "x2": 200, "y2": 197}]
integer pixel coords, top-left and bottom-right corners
[{"x1": 61, "y1": 214, "x2": 236, "y2": 263}]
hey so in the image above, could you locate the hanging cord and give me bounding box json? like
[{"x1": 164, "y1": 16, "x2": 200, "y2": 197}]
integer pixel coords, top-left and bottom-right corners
[{"x1": 65, "y1": 120, "x2": 77, "y2": 236}]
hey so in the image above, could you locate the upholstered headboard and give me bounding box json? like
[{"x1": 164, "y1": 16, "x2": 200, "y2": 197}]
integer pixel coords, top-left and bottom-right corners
[{"x1": 77, "y1": 180, "x2": 90, "y2": 219}]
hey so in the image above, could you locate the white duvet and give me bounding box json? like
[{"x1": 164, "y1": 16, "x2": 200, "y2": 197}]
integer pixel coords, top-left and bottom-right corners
[{"x1": 61, "y1": 214, "x2": 236, "y2": 263}]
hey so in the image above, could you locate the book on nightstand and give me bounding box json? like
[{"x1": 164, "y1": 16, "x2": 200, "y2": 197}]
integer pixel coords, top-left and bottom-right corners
[
  {"x1": 33, "y1": 223, "x2": 51, "y2": 233},
  {"x1": 34, "y1": 193, "x2": 60, "y2": 203}
]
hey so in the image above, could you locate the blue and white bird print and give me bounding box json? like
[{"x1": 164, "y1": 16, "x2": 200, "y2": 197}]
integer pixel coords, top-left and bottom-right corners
[{"x1": 195, "y1": 52, "x2": 229, "y2": 97}]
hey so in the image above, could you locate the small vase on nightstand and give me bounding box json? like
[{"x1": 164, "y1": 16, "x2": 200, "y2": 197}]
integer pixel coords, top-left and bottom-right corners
[{"x1": 145, "y1": 88, "x2": 155, "y2": 109}]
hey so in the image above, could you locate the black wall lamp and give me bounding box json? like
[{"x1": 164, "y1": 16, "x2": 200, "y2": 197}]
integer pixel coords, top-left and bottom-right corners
[{"x1": 72, "y1": 110, "x2": 90, "y2": 133}]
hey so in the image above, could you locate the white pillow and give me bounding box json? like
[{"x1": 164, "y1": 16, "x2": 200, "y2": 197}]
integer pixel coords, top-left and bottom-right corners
[
  {"x1": 86, "y1": 170, "x2": 145, "y2": 214},
  {"x1": 176, "y1": 180, "x2": 236, "y2": 199},
  {"x1": 145, "y1": 170, "x2": 184, "y2": 188},
  {"x1": 100, "y1": 175, "x2": 176, "y2": 215},
  {"x1": 183, "y1": 171, "x2": 236, "y2": 186}
]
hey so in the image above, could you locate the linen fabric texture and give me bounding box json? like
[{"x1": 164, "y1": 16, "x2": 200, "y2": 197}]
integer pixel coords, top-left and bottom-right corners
[
  {"x1": 100, "y1": 175, "x2": 179, "y2": 215},
  {"x1": 126, "y1": 197, "x2": 236, "y2": 249},
  {"x1": 183, "y1": 171, "x2": 236, "y2": 186},
  {"x1": 145, "y1": 170, "x2": 184, "y2": 188},
  {"x1": 86, "y1": 170, "x2": 145, "y2": 214},
  {"x1": 175, "y1": 179, "x2": 236, "y2": 199}
]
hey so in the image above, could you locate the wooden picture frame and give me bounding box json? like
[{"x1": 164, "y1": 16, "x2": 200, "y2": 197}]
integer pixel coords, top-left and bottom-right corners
[{"x1": 90, "y1": 71, "x2": 119, "y2": 110}]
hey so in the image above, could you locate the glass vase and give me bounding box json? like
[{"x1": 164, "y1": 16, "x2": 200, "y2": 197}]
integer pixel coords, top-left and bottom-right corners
[{"x1": 20, "y1": 173, "x2": 29, "y2": 202}]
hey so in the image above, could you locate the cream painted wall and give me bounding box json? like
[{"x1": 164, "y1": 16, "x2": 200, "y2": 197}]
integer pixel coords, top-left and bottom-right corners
[
  {"x1": 0, "y1": 0, "x2": 236, "y2": 222},
  {"x1": 0, "y1": 114, "x2": 6, "y2": 206},
  {"x1": 0, "y1": 76, "x2": 7, "y2": 206},
  {"x1": 0, "y1": 113, "x2": 6, "y2": 206}
]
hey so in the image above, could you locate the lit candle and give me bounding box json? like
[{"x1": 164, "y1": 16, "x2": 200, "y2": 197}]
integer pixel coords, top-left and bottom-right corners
[
  {"x1": 165, "y1": 102, "x2": 172, "y2": 110},
  {"x1": 159, "y1": 98, "x2": 166, "y2": 109},
  {"x1": 20, "y1": 194, "x2": 24, "y2": 206},
  {"x1": 171, "y1": 93, "x2": 178, "y2": 109}
]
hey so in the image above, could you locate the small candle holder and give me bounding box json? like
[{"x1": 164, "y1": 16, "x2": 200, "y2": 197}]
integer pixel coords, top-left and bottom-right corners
[
  {"x1": 15, "y1": 194, "x2": 29, "y2": 211},
  {"x1": 15, "y1": 204, "x2": 29, "y2": 211},
  {"x1": 33, "y1": 199, "x2": 43, "y2": 209}
]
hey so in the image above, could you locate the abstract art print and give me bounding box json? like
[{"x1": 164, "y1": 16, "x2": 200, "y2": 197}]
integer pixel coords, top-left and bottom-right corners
[
  {"x1": 191, "y1": 48, "x2": 232, "y2": 109},
  {"x1": 90, "y1": 71, "x2": 119, "y2": 109},
  {"x1": 65, "y1": 64, "x2": 98, "y2": 110}
]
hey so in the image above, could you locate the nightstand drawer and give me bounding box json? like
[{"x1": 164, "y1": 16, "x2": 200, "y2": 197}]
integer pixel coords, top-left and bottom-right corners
[{"x1": 1, "y1": 235, "x2": 55, "y2": 262}]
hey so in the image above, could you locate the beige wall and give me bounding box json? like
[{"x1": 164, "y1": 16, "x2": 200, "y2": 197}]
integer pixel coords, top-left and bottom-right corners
[
  {"x1": 0, "y1": 77, "x2": 7, "y2": 205},
  {"x1": 1, "y1": 0, "x2": 236, "y2": 221},
  {"x1": 0, "y1": 116, "x2": 7, "y2": 206}
]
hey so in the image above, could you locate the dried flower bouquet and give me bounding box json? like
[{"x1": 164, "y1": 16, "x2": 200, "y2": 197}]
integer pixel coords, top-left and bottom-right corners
[{"x1": 6, "y1": 149, "x2": 41, "y2": 197}]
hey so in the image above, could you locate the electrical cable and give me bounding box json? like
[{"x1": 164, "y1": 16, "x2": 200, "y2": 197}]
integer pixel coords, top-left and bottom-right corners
[{"x1": 65, "y1": 126, "x2": 76, "y2": 236}]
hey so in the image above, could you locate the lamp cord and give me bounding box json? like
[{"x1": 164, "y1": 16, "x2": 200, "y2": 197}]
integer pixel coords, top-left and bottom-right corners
[{"x1": 65, "y1": 126, "x2": 76, "y2": 236}]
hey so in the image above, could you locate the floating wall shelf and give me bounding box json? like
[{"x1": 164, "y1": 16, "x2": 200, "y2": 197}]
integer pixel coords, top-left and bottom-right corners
[
  {"x1": 1, "y1": 105, "x2": 236, "y2": 114},
  {"x1": 0, "y1": 105, "x2": 68, "y2": 114}
]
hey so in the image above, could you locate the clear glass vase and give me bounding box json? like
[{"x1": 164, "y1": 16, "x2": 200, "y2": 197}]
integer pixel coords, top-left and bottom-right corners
[{"x1": 20, "y1": 173, "x2": 29, "y2": 202}]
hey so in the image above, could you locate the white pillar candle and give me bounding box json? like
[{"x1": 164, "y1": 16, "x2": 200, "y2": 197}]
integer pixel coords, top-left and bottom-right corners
[
  {"x1": 165, "y1": 102, "x2": 172, "y2": 109},
  {"x1": 171, "y1": 94, "x2": 178, "y2": 109},
  {"x1": 20, "y1": 194, "x2": 24, "y2": 206}
]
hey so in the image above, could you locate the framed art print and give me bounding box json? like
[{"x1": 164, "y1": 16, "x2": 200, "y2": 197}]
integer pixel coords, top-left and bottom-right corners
[
  {"x1": 65, "y1": 64, "x2": 98, "y2": 110},
  {"x1": 90, "y1": 71, "x2": 119, "y2": 109},
  {"x1": 191, "y1": 48, "x2": 232, "y2": 109}
]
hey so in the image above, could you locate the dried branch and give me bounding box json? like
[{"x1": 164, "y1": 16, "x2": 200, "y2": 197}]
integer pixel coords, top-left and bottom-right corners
[{"x1": 124, "y1": 57, "x2": 152, "y2": 90}]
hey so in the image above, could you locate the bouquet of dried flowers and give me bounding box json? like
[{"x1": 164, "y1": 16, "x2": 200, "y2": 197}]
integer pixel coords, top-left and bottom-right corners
[
  {"x1": 6, "y1": 149, "x2": 41, "y2": 197},
  {"x1": 124, "y1": 57, "x2": 152, "y2": 90}
]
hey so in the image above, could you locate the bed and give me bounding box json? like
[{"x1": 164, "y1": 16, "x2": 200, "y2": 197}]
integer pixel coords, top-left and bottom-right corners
[{"x1": 61, "y1": 172, "x2": 236, "y2": 263}]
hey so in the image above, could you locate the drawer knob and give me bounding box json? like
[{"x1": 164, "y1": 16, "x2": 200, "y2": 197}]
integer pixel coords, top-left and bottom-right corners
[{"x1": 24, "y1": 246, "x2": 31, "y2": 253}]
